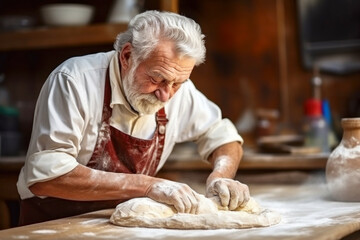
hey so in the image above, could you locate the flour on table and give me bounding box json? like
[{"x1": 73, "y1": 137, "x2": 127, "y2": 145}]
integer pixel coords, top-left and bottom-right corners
[{"x1": 110, "y1": 195, "x2": 281, "y2": 229}]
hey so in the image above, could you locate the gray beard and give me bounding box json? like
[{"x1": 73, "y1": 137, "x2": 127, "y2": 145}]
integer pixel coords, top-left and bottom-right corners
[{"x1": 122, "y1": 65, "x2": 166, "y2": 115}]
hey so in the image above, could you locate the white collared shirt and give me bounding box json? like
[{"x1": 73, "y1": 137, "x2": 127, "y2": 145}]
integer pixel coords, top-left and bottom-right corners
[{"x1": 17, "y1": 51, "x2": 243, "y2": 199}]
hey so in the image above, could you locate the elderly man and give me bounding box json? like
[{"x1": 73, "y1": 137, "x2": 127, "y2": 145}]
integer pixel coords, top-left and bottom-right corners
[{"x1": 17, "y1": 10, "x2": 249, "y2": 225}]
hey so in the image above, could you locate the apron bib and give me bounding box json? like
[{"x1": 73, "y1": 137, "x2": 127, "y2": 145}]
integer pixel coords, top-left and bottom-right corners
[
  {"x1": 19, "y1": 69, "x2": 168, "y2": 226},
  {"x1": 86, "y1": 69, "x2": 168, "y2": 175}
]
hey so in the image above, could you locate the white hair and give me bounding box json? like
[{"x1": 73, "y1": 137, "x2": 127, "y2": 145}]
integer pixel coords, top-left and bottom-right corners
[{"x1": 114, "y1": 10, "x2": 206, "y2": 65}]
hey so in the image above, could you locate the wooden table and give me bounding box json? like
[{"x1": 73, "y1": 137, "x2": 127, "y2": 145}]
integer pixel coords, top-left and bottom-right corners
[
  {"x1": 0, "y1": 178, "x2": 359, "y2": 240},
  {"x1": 0, "y1": 151, "x2": 329, "y2": 229}
]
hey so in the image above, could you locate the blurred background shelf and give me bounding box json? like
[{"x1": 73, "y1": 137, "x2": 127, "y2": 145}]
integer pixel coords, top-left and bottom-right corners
[
  {"x1": 165, "y1": 151, "x2": 328, "y2": 170},
  {"x1": 0, "y1": 23, "x2": 127, "y2": 51},
  {"x1": 0, "y1": 151, "x2": 328, "y2": 172},
  {"x1": 0, "y1": 156, "x2": 25, "y2": 171}
]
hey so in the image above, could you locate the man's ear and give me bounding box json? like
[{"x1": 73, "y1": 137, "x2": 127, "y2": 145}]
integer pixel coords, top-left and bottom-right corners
[{"x1": 119, "y1": 42, "x2": 132, "y2": 71}]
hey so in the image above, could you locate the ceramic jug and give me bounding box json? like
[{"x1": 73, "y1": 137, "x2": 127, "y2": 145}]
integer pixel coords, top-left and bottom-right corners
[{"x1": 325, "y1": 118, "x2": 360, "y2": 201}]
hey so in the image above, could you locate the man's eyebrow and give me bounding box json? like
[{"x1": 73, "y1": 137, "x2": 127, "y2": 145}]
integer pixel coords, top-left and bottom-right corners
[
  {"x1": 150, "y1": 71, "x2": 165, "y2": 79},
  {"x1": 155, "y1": 72, "x2": 166, "y2": 80},
  {"x1": 152, "y1": 70, "x2": 189, "y2": 84}
]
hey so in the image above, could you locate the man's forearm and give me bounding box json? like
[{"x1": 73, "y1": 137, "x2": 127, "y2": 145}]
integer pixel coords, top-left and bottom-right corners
[
  {"x1": 206, "y1": 141, "x2": 243, "y2": 185},
  {"x1": 205, "y1": 141, "x2": 249, "y2": 209},
  {"x1": 29, "y1": 164, "x2": 156, "y2": 201},
  {"x1": 29, "y1": 164, "x2": 206, "y2": 213}
]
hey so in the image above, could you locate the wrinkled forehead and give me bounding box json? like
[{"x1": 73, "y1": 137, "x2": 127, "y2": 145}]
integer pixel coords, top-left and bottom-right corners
[{"x1": 144, "y1": 41, "x2": 196, "y2": 81}]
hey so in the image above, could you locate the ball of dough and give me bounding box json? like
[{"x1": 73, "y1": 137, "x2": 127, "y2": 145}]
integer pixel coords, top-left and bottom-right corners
[{"x1": 114, "y1": 197, "x2": 175, "y2": 219}]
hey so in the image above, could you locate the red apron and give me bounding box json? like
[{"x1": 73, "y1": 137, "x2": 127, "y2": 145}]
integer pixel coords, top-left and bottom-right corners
[
  {"x1": 19, "y1": 69, "x2": 168, "y2": 226},
  {"x1": 86, "y1": 70, "x2": 168, "y2": 175}
]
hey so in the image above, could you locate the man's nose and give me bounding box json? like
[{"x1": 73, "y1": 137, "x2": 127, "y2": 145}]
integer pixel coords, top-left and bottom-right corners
[{"x1": 155, "y1": 84, "x2": 171, "y2": 102}]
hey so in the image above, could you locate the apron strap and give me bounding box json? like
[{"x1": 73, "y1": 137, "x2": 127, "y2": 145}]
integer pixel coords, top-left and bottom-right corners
[{"x1": 156, "y1": 107, "x2": 168, "y2": 135}]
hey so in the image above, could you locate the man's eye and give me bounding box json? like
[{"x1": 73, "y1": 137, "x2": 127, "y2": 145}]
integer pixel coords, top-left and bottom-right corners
[{"x1": 150, "y1": 77, "x2": 158, "y2": 84}]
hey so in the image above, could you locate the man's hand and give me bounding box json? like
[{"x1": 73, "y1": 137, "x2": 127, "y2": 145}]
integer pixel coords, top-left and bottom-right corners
[
  {"x1": 205, "y1": 142, "x2": 249, "y2": 210},
  {"x1": 206, "y1": 178, "x2": 250, "y2": 210},
  {"x1": 145, "y1": 179, "x2": 202, "y2": 214}
]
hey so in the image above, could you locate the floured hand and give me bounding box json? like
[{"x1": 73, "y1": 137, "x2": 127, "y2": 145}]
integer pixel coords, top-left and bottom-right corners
[
  {"x1": 206, "y1": 178, "x2": 250, "y2": 210},
  {"x1": 145, "y1": 179, "x2": 202, "y2": 214}
]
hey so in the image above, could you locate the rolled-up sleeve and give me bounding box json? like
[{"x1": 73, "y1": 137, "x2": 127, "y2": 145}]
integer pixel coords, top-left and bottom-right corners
[
  {"x1": 196, "y1": 118, "x2": 243, "y2": 160},
  {"x1": 23, "y1": 151, "x2": 79, "y2": 186},
  {"x1": 171, "y1": 80, "x2": 243, "y2": 161},
  {"x1": 17, "y1": 71, "x2": 85, "y2": 198}
]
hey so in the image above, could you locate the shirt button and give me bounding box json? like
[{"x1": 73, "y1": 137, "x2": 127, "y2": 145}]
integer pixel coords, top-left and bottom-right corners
[{"x1": 159, "y1": 125, "x2": 166, "y2": 134}]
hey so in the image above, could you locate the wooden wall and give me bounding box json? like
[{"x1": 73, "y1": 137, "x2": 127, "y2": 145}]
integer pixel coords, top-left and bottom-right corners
[
  {"x1": 179, "y1": 0, "x2": 360, "y2": 145},
  {"x1": 1, "y1": 0, "x2": 360, "y2": 149}
]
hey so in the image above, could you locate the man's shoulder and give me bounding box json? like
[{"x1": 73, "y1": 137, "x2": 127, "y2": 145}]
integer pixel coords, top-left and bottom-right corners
[
  {"x1": 176, "y1": 79, "x2": 196, "y2": 95},
  {"x1": 47, "y1": 51, "x2": 115, "y2": 88},
  {"x1": 53, "y1": 51, "x2": 115, "y2": 77}
]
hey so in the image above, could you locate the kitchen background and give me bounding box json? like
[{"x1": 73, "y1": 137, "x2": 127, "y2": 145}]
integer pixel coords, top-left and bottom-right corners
[
  {"x1": 1, "y1": 0, "x2": 360, "y2": 153},
  {"x1": 0, "y1": 0, "x2": 359, "y2": 229}
]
